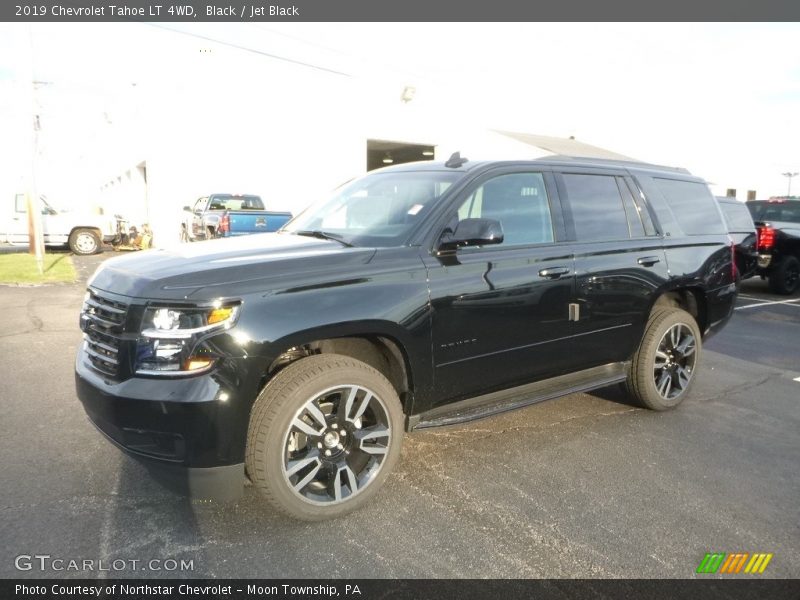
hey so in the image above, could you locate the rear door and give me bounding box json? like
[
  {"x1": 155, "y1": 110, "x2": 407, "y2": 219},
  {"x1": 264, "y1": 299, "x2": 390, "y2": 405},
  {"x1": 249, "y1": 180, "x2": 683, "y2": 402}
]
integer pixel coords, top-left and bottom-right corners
[{"x1": 556, "y1": 169, "x2": 669, "y2": 366}]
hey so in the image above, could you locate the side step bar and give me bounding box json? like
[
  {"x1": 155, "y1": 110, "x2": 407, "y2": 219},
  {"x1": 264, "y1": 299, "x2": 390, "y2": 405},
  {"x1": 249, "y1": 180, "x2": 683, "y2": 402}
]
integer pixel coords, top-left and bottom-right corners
[{"x1": 407, "y1": 362, "x2": 629, "y2": 431}]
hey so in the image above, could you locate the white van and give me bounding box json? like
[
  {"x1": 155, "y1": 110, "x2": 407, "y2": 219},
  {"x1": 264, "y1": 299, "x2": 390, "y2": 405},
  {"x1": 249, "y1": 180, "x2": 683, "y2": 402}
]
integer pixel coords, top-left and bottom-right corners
[{"x1": 1, "y1": 194, "x2": 118, "y2": 255}]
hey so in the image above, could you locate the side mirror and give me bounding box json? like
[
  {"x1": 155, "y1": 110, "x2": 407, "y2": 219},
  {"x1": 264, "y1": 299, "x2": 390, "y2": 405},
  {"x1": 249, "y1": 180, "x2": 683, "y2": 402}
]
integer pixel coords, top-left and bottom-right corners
[
  {"x1": 182, "y1": 206, "x2": 192, "y2": 212},
  {"x1": 439, "y1": 218, "x2": 504, "y2": 252}
]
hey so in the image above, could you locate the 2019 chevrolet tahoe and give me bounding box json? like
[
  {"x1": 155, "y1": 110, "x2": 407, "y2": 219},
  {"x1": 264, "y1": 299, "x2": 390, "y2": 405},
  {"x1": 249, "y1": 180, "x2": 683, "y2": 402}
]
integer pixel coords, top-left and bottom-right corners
[{"x1": 75, "y1": 155, "x2": 736, "y2": 520}]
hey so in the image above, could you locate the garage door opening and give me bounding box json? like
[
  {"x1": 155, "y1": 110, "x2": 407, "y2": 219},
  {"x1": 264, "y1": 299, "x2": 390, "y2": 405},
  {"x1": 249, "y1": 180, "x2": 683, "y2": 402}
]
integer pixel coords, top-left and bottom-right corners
[{"x1": 367, "y1": 140, "x2": 436, "y2": 171}]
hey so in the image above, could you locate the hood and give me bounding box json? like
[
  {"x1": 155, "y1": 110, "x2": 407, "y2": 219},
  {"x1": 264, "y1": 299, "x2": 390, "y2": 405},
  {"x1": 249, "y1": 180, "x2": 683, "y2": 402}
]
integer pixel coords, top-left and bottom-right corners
[{"x1": 88, "y1": 232, "x2": 377, "y2": 300}]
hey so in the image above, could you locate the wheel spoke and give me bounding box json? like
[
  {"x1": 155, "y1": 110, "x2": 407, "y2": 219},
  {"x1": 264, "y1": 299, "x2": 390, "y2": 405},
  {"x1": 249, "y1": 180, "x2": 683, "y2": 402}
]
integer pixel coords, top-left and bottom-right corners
[
  {"x1": 292, "y1": 461, "x2": 322, "y2": 492},
  {"x1": 333, "y1": 465, "x2": 358, "y2": 501},
  {"x1": 286, "y1": 453, "x2": 320, "y2": 477},
  {"x1": 305, "y1": 401, "x2": 327, "y2": 429},
  {"x1": 675, "y1": 366, "x2": 691, "y2": 390},
  {"x1": 345, "y1": 389, "x2": 372, "y2": 424},
  {"x1": 292, "y1": 416, "x2": 324, "y2": 438},
  {"x1": 670, "y1": 325, "x2": 680, "y2": 349},
  {"x1": 356, "y1": 425, "x2": 390, "y2": 455},
  {"x1": 656, "y1": 370, "x2": 672, "y2": 397},
  {"x1": 677, "y1": 336, "x2": 695, "y2": 357}
]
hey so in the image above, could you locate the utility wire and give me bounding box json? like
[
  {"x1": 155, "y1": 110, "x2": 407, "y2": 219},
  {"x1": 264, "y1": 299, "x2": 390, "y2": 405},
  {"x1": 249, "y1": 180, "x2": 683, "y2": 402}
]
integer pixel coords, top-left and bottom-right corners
[{"x1": 145, "y1": 23, "x2": 352, "y2": 78}]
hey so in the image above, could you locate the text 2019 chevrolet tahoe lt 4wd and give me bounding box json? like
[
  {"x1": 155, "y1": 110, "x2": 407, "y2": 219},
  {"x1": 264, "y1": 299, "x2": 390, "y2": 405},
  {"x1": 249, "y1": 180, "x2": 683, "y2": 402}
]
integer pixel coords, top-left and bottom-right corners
[{"x1": 76, "y1": 155, "x2": 736, "y2": 520}]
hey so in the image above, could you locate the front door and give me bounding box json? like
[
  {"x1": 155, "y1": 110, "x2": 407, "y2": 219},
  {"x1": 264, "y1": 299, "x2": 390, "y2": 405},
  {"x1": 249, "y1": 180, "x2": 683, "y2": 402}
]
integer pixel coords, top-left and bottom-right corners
[{"x1": 423, "y1": 170, "x2": 576, "y2": 409}]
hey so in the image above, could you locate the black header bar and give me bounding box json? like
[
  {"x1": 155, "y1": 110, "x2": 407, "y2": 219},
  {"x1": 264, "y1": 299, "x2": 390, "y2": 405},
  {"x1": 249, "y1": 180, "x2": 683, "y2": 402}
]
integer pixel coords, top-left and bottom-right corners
[{"x1": 3, "y1": 0, "x2": 800, "y2": 22}]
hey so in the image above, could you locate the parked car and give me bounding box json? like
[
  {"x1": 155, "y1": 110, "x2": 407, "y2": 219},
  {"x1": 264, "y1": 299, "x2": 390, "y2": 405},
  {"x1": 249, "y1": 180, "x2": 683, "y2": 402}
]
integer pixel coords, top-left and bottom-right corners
[
  {"x1": 2, "y1": 194, "x2": 118, "y2": 255},
  {"x1": 746, "y1": 198, "x2": 800, "y2": 294},
  {"x1": 76, "y1": 155, "x2": 736, "y2": 520},
  {"x1": 181, "y1": 193, "x2": 292, "y2": 241},
  {"x1": 716, "y1": 197, "x2": 757, "y2": 280}
]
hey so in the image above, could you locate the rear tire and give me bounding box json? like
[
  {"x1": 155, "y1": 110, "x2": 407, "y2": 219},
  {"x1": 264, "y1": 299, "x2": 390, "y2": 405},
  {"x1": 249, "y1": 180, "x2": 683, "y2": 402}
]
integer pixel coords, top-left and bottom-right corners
[
  {"x1": 626, "y1": 307, "x2": 702, "y2": 411},
  {"x1": 68, "y1": 228, "x2": 101, "y2": 255},
  {"x1": 768, "y1": 256, "x2": 800, "y2": 295},
  {"x1": 245, "y1": 354, "x2": 403, "y2": 521}
]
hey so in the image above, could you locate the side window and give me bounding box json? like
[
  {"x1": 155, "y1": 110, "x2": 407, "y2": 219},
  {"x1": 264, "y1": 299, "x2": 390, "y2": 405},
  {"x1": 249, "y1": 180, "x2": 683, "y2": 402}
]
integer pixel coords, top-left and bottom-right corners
[
  {"x1": 653, "y1": 178, "x2": 726, "y2": 235},
  {"x1": 455, "y1": 173, "x2": 554, "y2": 246},
  {"x1": 563, "y1": 174, "x2": 630, "y2": 241},
  {"x1": 193, "y1": 198, "x2": 208, "y2": 212}
]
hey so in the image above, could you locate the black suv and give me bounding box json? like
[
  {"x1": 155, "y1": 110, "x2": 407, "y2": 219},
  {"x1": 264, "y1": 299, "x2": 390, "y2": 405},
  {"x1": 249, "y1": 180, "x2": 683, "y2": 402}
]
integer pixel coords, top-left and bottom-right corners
[{"x1": 76, "y1": 155, "x2": 736, "y2": 520}]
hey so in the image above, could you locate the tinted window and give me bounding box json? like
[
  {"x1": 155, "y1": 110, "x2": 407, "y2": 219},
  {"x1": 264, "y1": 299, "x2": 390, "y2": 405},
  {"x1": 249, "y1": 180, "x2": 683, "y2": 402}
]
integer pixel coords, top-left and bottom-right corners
[
  {"x1": 456, "y1": 173, "x2": 554, "y2": 246},
  {"x1": 653, "y1": 178, "x2": 725, "y2": 235},
  {"x1": 747, "y1": 201, "x2": 800, "y2": 224},
  {"x1": 208, "y1": 195, "x2": 265, "y2": 211},
  {"x1": 718, "y1": 201, "x2": 755, "y2": 232},
  {"x1": 563, "y1": 174, "x2": 630, "y2": 241}
]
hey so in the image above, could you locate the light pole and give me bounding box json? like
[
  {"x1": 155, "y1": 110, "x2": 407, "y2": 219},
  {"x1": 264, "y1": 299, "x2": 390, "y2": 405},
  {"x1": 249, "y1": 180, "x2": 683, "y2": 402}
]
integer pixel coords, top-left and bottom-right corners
[{"x1": 782, "y1": 171, "x2": 798, "y2": 198}]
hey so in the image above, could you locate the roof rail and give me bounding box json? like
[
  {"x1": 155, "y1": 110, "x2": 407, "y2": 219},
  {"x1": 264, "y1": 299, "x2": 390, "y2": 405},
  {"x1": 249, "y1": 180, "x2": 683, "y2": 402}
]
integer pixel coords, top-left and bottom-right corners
[{"x1": 542, "y1": 154, "x2": 691, "y2": 174}]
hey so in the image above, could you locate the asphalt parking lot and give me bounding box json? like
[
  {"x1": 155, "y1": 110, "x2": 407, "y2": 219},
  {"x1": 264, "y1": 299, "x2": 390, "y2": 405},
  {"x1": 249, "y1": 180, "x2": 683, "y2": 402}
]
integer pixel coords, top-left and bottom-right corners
[{"x1": 1, "y1": 253, "x2": 798, "y2": 579}]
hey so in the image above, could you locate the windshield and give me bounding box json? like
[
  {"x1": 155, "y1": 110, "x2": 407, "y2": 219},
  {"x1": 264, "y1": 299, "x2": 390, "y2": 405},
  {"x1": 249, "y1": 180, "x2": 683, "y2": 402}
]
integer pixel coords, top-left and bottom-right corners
[
  {"x1": 747, "y1": 201, "x2": 800, "y2": 224},
  {"x1": 282, "y1": 170, "x2": 460, "y2": 247}
]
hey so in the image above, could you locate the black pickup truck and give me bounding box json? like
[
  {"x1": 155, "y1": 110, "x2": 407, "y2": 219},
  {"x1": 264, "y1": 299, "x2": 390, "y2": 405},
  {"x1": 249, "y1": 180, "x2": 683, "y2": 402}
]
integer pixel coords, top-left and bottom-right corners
[
  {"x1": 76, "y1": 155, "x2": 736, "y2": 520},
  {"x1": 746, "y1": 198, "x2": 800, "y2": 294}
]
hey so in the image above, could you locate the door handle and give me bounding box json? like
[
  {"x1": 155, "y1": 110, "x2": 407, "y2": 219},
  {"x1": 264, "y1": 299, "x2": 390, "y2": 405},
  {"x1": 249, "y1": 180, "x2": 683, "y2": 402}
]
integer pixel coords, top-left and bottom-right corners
[
  {"x1": 538, "y1": 266, "x2": 570, "y2": 279},
  {"x1": 637, "y1": 256, "x2": 661, "y2": 267}
]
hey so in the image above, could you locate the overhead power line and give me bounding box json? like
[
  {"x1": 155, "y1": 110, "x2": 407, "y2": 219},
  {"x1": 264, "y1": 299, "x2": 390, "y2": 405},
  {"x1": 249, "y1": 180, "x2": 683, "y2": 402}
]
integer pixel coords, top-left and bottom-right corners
[{"x1": 145, "y1": 23, "x2": 353, "y2": 78}]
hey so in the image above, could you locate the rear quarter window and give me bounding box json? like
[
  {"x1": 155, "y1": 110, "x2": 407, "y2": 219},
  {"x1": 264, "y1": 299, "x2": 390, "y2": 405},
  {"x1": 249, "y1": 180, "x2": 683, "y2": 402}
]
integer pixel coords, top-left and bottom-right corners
[
  {"x1": 718, "y1": 201, "x2": 755, "y2": 232},
  {"x1": 653, "y1": 178, "x2": 726, "y2": 235}
]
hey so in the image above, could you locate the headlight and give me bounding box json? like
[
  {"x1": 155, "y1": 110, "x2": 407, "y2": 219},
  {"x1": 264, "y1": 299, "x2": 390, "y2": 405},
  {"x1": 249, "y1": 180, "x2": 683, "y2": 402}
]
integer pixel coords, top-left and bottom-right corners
[{"x1": 135, "y1": 302, "x2": 240, "y2": 374}]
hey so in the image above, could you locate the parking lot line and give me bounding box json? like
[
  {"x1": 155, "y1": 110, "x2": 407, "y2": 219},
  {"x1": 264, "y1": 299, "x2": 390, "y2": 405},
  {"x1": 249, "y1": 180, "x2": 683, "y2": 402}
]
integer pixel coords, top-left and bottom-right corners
[
  {"x1": 738, "y1": 294, "x2": 770, "y2": 301},
  {"x1": 794, "y1": 376, "x2": 800, "y2": 383},
  {"x1": 734, "y1": 298, "x2": 800, "y2": 311}
]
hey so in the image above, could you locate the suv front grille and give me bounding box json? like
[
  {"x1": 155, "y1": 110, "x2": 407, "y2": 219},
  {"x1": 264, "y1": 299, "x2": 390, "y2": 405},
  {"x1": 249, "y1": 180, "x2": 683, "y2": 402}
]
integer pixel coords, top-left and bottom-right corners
[{"x1": 80, "y1": 290, "x2": 129, "y2": 378}]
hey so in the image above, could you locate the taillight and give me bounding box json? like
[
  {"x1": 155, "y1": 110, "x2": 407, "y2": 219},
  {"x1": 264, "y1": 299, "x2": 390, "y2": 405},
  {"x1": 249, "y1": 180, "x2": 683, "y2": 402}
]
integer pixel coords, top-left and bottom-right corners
[
  {"x1": 219, "y1": 213, "x2": 230, "y2": 234},
  {"x1": 756, "y1": 226, "x2": 775, "y2": 250},
  {"x1": 730, "y1": 238, "x2": 737, "y2": 279}
]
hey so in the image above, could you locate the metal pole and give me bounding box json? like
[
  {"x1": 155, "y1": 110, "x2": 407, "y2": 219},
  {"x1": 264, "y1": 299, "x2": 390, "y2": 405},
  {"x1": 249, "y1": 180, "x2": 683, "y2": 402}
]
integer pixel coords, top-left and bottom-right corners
[
  {"x1": 28, "y1": 25, "x2": 44, "y2": 275},
  {"x1": 782, "y1": 171, "x2": 798, "y2": 199}
]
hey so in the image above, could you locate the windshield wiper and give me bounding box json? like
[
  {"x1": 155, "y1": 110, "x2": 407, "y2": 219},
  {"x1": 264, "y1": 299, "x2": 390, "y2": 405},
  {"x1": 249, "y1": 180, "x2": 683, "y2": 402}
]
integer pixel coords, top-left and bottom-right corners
[{"x1": 293, "y1": 230, "x2": 354, "y2": 247}]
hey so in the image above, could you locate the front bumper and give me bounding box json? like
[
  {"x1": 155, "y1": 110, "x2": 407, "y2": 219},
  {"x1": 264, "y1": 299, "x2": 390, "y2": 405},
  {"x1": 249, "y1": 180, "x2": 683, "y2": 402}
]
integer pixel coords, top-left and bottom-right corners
[{"x1": 75, "y1": 350, "x2": 257, "y2": 500}]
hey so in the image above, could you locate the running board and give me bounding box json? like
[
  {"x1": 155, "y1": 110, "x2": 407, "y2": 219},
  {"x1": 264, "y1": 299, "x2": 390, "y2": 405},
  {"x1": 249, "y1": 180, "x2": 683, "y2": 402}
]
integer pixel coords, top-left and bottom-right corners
[{"x1": 407, "y1": 362, "x2": 629, "y2": 431}]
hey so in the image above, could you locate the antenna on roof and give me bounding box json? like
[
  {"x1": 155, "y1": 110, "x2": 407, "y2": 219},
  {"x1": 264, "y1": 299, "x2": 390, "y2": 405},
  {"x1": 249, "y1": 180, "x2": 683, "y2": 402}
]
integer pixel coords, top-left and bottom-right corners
[{"x1": 445, "y1": 152, "x2": 468, "y2": 168}]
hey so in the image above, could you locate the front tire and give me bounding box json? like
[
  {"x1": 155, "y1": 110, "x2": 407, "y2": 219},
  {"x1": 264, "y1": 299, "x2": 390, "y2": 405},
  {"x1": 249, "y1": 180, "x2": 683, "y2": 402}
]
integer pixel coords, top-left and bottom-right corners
[
  {"x1": 245, "y1": 354, "x2": 403, "y2": 521},
  {"x1": 626, "y1": 307, "x2": 702, "y2": 411},
  {"x1": 768, "y1": 256, "x2": 800, "y2": 295},
  {"x1": 68, "y1": 228, "x2": 101, "y2": 255}
]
